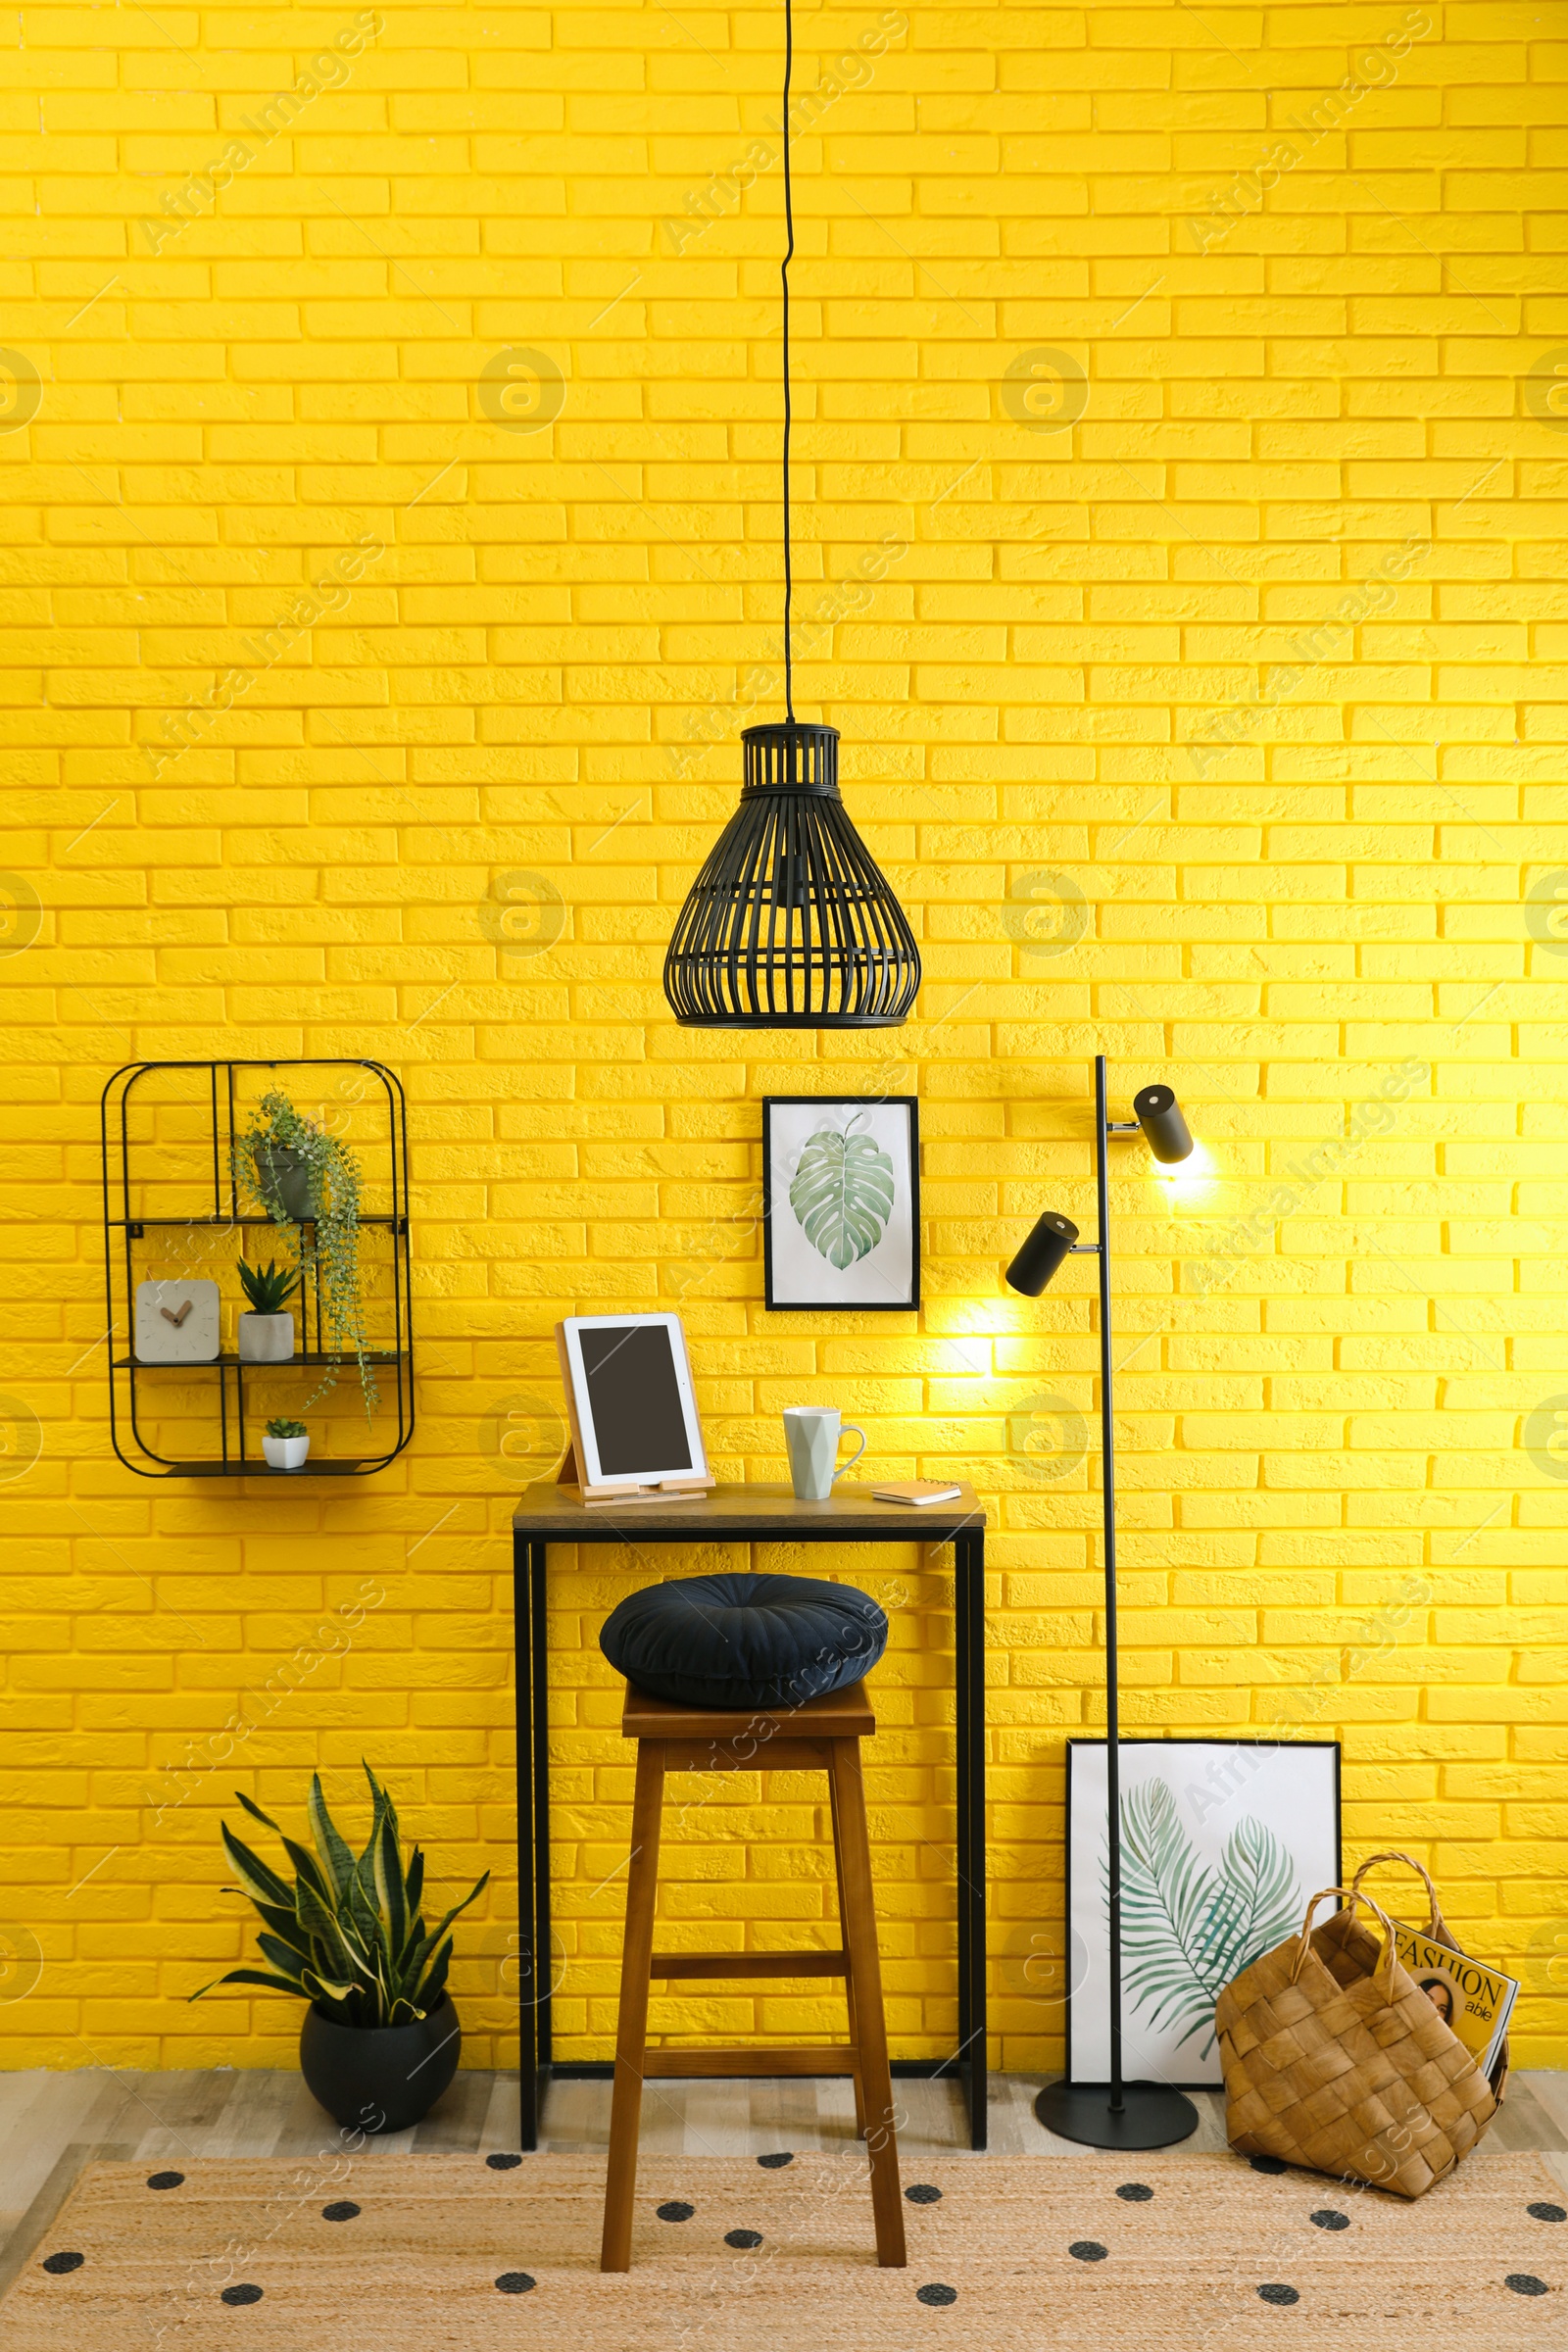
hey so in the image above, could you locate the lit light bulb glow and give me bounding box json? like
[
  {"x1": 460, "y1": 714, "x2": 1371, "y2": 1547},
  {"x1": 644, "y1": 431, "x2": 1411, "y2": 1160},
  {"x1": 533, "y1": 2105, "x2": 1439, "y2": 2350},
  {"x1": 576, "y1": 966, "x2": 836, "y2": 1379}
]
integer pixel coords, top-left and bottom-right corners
[{"x1": 1149, "y1": 1136, "x2": 1215, "y2": 1202}]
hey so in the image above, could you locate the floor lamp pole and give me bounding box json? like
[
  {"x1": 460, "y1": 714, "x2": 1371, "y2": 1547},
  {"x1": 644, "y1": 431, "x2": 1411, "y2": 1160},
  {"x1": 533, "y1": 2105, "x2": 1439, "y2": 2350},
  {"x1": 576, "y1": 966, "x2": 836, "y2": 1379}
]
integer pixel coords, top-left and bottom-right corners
[
  {"x1": 1094, "y1": 1052, "x2": 1124, "y2": 2111},
  {"x1": 1033, "y1": 1054, "x2": 1200, "y2": 2151}
]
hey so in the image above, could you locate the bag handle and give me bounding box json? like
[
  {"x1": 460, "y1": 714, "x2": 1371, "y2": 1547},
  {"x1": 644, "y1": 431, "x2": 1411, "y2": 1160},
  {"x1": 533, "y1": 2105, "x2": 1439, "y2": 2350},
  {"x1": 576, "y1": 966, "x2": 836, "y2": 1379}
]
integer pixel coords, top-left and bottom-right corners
[
  {"x1": 1289, "y1": 1886, "x2": 1401, "y2": 1996},
  {"x1": 1353, "y1": 1848, "x2": 1506, "y2": 2099},
  {"x1": 1350, "y1": 1849, "x2": 1447, "y2": 1941}
]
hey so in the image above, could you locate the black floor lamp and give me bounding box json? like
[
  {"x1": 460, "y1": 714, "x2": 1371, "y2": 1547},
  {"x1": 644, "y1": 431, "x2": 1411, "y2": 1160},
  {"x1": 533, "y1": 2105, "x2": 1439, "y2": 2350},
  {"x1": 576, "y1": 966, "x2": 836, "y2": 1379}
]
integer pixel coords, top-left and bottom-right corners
[{"x1": 1005, "y1": 1054, "x2": 1201, "y2": 2151}]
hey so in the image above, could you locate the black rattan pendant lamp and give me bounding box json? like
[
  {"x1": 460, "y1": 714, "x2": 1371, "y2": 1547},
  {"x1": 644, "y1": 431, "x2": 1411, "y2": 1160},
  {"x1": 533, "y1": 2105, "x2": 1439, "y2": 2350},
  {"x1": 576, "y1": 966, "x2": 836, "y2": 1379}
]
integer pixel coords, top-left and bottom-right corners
[{"x1": 662, "y1": 1, "x2": 920, "y2": 1029}]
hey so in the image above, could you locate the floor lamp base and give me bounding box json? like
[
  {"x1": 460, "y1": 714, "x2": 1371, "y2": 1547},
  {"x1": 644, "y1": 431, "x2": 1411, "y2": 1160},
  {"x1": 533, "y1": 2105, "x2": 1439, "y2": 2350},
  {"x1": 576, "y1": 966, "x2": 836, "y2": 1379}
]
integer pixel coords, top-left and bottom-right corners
[{"x1": 1034, "y1": 2080, "x2": 1200, "y2": 2150}]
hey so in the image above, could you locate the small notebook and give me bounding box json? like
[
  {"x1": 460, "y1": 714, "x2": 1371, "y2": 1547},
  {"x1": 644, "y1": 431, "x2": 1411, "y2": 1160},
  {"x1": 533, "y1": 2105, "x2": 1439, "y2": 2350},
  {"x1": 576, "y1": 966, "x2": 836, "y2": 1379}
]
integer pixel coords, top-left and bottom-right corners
[{"x1": 871, "y1": 1481, "x2": 963, "y2": 1507}]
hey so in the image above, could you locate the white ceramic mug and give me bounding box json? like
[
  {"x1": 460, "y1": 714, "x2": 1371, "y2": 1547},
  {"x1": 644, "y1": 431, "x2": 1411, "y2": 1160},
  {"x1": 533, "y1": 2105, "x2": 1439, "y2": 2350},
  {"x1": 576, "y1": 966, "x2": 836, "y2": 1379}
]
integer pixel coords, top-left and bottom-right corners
[{"x1": 782, "y1": 1406, "x2": 867, "y2": 1501}]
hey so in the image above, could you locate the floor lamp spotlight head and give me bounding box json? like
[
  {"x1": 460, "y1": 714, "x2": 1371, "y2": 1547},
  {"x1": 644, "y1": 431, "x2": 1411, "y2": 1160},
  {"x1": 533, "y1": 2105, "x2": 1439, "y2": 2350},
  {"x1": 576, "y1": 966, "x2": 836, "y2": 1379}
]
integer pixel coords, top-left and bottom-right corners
[
  {"x1": 1131, "y1": 1083, "x2": 1194, "y2": 1164},
  {"x1": 1004, "y1": 1210, "x2": 1079, "y2": 1297}
]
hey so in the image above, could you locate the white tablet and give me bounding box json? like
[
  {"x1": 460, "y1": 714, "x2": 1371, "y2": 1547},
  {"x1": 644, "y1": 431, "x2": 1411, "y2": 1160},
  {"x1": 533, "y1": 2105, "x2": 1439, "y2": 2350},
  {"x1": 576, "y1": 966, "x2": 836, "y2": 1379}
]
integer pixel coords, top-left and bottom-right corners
[{"x1": 555, "y1": 1313, "x2": 710, "y2": 1492}]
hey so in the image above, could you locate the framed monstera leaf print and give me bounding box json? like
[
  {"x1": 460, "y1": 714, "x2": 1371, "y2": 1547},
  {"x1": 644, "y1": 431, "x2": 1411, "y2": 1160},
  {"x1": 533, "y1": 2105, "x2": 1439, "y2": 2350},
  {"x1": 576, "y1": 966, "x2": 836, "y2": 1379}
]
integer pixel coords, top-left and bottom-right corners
[
  {"x1": 762, "y1": 1097, "x2": 918, "y2": 1311},
  {"x1": 1065, "y1": 1738, "x2": 1341, "y2": 2088}
]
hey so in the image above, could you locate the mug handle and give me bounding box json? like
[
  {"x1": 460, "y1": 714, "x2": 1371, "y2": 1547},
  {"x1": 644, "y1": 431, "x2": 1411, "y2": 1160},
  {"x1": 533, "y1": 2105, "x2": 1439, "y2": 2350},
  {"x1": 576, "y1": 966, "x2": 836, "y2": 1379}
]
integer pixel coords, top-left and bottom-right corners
[{"x1": 832, "y1": 1423, "x2": 867, "y2": 1482}]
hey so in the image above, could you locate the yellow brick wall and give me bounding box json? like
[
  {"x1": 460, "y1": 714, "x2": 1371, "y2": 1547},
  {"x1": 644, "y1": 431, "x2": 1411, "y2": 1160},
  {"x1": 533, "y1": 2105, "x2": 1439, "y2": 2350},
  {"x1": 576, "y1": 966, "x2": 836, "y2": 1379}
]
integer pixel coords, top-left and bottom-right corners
[{"x1": 0, "y1": 0, "x2": 1564, "y2": 2076}]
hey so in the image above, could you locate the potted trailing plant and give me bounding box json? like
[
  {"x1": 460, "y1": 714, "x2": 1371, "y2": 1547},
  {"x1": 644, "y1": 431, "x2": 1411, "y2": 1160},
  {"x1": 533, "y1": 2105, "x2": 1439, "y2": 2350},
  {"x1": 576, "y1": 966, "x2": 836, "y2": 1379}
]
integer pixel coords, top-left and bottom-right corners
[
  {"x1": 237, "y1": 1258, "x2": 300, "y2": 1362},
  {"x1": 234, "y1": 1088, "x2": 378, "y2": 1419},
  {"x1": 192, "y1": 1767, "x2": 488, "y2": 2133},
  {"x1": 263, "y1": 1414, "x2": 310, "y2": 1471},
  {"x1": 252, "y1": 1131, "x2": 314, "y2": 1222}
]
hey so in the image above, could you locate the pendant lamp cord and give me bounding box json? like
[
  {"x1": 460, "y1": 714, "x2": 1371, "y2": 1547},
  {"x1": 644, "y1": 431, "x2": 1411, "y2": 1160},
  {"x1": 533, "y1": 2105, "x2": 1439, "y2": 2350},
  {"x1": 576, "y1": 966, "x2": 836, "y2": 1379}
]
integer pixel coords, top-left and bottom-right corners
[{"x1": 780, "y1": 0, "x2": 796, "y2": 721}]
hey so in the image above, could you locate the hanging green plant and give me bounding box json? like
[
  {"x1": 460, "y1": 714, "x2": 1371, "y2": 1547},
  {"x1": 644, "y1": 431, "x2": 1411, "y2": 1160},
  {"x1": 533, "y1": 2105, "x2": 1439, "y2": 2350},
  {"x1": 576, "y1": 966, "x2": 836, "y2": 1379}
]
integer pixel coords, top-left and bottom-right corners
[{"x1": 233, "y1": 1087, "x2": 378, "y2": 1420}]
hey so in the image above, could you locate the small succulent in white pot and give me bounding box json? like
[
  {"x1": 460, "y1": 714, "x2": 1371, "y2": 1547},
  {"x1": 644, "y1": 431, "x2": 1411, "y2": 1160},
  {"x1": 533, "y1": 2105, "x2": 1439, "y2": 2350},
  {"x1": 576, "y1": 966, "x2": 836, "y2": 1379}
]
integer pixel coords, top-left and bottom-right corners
[
  {"x1": 237, "y1": 1258, "x2": 300, "y2": 1362},
  {"x1": 263, "y1": 1415, "x2": 310, "y2": 1471}
]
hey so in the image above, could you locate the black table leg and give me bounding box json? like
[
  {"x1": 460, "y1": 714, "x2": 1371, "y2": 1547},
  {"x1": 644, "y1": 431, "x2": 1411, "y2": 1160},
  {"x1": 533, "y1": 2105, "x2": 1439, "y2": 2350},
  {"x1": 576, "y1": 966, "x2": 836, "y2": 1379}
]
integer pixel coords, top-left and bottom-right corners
[
  {"x1": 955, "y1": 1536, "x2": 970, "y2": 2126},
  {"x1": 513, "y1": 1531, "x2": 537, "y2": 2150},
  {"x1": 530, "y1": 1538, "x2": 553, "y2": 2087},
  {"x1": 954, "y1": 1525, "x2": 987, "y2": 2149}
]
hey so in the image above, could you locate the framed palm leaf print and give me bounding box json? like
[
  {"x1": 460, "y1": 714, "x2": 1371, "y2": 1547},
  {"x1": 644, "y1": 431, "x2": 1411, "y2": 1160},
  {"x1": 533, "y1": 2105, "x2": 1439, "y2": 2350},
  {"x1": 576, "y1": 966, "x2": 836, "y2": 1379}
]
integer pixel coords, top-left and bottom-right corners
[
  {"x1": 761, "y1": 1097, "x2": 918, "y2": 1312},
  {"x1": 1065, "y1": 1738, "x2": 1341, "y2": 2088}
]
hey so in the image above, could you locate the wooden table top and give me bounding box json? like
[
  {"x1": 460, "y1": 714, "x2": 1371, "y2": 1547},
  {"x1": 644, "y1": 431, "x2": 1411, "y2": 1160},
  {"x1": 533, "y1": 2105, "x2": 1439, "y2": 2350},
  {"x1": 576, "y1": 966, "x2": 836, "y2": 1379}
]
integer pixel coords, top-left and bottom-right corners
[{"x1": 512, "y1": 1479, "x2": 986, "y2": 1541}]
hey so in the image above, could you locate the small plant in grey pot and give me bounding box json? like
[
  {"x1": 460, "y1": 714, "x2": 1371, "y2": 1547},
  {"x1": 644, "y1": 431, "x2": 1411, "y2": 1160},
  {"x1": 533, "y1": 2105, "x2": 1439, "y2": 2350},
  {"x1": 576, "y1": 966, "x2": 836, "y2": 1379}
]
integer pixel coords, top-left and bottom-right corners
[
  {"x1": 262, "y1": 1415, "x2": 310, "y2": 1471},
  {"x1": 237, "y1": 1257, "x2": 300, "y2": 1362},
  {"x1": 192, "y1": 1767, "x2": 489, "y2": 2133}
]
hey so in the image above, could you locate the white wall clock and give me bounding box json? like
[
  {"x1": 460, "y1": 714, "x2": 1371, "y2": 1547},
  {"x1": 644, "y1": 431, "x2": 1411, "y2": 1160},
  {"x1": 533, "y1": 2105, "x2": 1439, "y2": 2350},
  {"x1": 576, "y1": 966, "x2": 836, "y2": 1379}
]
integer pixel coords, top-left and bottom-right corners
[{"x1": 133, "y1": 1277, "x2": 220, "y2": 1363}]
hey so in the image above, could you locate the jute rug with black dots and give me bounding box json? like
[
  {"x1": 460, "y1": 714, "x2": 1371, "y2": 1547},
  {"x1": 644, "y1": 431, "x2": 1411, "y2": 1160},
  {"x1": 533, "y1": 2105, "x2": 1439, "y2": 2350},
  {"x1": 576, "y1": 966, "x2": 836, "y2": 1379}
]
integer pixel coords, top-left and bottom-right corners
[{"x1": 2, "y1": 2147, "x2": 1562, "y2": 2348}]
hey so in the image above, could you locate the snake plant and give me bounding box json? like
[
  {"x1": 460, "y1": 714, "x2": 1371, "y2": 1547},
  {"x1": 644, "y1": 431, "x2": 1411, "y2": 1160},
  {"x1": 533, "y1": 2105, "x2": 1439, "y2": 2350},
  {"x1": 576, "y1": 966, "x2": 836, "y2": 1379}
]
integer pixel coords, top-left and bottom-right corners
[{"x1": 192, "y1": 1766, "x2": 489, "y2": 2029}]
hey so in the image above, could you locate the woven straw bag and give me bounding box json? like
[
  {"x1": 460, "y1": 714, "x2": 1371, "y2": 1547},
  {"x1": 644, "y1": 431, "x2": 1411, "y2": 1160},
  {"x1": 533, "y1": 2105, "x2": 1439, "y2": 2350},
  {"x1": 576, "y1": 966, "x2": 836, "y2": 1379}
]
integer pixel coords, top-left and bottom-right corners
[{"x1": 1215, "y1": 1874, "x2": 1499, "y2": 2199}]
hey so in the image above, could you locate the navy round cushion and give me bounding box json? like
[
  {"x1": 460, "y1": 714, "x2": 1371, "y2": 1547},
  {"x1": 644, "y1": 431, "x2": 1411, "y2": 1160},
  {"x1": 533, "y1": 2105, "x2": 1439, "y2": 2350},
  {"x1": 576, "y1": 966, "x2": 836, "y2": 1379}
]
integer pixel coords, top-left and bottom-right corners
[{"x1": 600, "y1": 1572, "x2": 887, "y2": 1709}]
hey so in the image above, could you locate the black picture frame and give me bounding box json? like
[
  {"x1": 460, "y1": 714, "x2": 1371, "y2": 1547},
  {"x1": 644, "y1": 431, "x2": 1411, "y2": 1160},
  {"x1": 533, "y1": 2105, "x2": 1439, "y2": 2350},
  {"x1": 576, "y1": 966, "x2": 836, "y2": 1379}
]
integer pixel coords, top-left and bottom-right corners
[
  {"x1": 1062, "y1": 1736, "x2": 1343, "y2": 2091},
  {"x1": 761, "y1": 1096, "x2": 919, "y2": 1312}
]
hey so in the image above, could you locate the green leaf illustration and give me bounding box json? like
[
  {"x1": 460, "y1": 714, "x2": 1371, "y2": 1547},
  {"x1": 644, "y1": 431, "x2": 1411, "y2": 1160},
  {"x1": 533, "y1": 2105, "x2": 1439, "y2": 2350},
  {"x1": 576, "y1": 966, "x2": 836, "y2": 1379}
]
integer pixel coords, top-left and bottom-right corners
[
  {"x1": 789, "y1": 1114, "x2": 898, "y2": 1270},
  {"x1": 1110, "y1": 1777, "x2": 1301, "y2": 2061},
  {"x1": 1116, "y1": 1779, "x2": 1227, "y2": 2050},
  {"x1": 1198, "y1": 1812, "x2": 1302, "y2": 1996}
]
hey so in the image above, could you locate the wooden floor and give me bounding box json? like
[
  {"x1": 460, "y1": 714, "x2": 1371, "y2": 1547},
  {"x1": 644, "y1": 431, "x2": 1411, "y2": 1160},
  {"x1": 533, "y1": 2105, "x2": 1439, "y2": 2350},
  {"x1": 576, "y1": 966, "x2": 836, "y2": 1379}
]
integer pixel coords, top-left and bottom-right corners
[{"x1": 2, "y1": 2066, "x2": 1565, "y2": 2295}]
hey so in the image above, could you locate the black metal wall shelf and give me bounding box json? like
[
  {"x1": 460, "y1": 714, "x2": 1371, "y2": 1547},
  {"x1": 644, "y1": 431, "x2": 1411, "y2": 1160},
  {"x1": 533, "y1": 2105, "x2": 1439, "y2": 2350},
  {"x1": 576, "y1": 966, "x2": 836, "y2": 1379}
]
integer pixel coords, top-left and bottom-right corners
[
  {"x1": 111, "y1": 1351, "x2": 410, "y2": 1370},
  {"x1": 100, "y1": 1059, "x2": 415, "y2": 1479},
  {"x1": 108, "y1": 1216, "x2": 406, "y2": 1230}
]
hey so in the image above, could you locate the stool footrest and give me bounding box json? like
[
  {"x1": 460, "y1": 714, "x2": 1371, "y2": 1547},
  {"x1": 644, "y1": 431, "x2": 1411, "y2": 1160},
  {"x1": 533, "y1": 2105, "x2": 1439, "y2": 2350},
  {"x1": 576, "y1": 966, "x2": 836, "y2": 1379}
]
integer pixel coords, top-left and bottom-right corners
[
  {"x1": 641, "y1": 2043, "x2": 858, "y2": 2079},
  {"x1": 649, "y1": 1950, "x2": 848, "y2": 1981}
]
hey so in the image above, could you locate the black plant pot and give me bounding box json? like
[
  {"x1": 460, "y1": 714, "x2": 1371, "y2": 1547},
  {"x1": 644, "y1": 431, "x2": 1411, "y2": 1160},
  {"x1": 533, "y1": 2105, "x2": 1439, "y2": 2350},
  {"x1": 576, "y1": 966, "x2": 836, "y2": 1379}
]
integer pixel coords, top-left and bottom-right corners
[
  {"x1": 253, "y1": 1141, "x2": 315, "y2": 1224},
  {"x1": 299, "y1": 1994, "x2": 461, "y2": 2135}
]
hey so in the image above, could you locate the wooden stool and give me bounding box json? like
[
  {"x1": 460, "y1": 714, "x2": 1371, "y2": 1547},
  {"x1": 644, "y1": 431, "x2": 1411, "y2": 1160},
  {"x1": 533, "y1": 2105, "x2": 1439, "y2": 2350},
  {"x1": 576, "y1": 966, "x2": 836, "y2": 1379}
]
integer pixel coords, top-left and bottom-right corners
[{"x1": 600, "y1": 1677, "x2": 906, "y2": 2272}]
